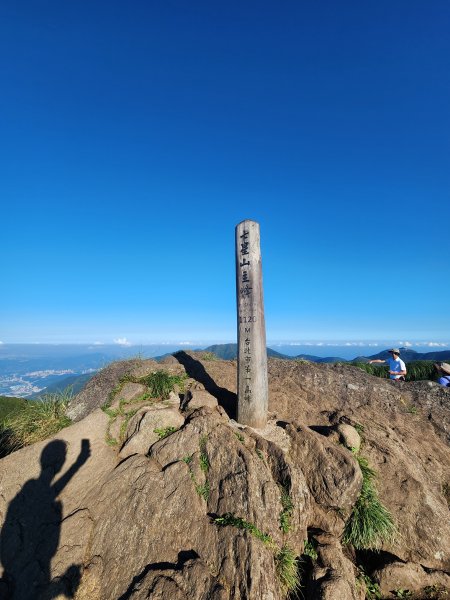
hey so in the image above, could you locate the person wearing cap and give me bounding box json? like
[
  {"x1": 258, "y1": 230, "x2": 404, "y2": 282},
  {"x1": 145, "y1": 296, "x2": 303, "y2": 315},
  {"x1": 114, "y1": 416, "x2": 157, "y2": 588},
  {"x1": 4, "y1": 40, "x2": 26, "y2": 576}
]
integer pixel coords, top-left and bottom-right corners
[
  {"x1": 369, "y1": 348, "x2": 407, "y2": 381},
  {"x1": 434, "y1": 362, "x2": 450, "y2": 387}
]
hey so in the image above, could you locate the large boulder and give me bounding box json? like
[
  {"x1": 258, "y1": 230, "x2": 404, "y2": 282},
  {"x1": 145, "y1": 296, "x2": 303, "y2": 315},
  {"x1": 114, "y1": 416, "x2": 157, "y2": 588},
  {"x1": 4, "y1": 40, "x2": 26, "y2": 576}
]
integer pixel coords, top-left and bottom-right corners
[
  {"x1": 1, "y1": 357, "x2": 449, "y2": 599},
  {"x1": 67, "y1": 360, "x2": 144, "y2": 421}
]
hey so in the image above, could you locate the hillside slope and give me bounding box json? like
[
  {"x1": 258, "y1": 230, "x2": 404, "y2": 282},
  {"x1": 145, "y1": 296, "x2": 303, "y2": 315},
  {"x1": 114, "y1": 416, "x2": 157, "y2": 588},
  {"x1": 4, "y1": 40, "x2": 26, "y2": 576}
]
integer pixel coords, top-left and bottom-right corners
[{"x1": 1, "y1": 354, "x2": 449, "y2": 599}]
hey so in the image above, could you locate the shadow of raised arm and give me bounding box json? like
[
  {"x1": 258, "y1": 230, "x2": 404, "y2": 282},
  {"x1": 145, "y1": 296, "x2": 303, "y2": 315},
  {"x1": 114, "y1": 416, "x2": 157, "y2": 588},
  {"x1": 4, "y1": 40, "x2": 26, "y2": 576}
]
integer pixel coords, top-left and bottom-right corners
[{"x1": 52, "y1": 439, "x2": 91, "y2": 497}]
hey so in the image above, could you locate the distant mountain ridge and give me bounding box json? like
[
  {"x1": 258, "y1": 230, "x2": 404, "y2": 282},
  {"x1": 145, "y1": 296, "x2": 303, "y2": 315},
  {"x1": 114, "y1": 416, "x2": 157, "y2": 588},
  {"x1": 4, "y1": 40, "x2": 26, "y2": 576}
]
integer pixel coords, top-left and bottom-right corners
[
  {"x1": 203, "y1": 344, "x2": 450, "y2": 363},
  {"x1": 31, "y1": 345, "x2": 450, "y2": 399}
]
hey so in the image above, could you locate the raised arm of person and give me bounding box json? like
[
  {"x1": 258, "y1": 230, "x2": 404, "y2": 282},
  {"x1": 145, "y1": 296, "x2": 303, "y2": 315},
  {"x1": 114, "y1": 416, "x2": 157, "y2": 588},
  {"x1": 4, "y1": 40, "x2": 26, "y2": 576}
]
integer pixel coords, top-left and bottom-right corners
[{"x1": 369, "y1": 359, "x2": 386, "y2": 364}]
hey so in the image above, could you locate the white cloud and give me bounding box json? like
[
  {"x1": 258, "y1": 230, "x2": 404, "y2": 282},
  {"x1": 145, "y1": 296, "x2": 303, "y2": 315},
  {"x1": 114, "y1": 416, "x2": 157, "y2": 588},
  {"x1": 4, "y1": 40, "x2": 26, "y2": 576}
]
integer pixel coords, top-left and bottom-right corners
[
  {"x1": 398, "y1": 341, "x2": 413, "y2": 347},
  {"x1": 178, "y1": 341, "x2": 194, "y2": 346},
  {"x1": 93, "y1": 341, "x2": 104, "y2": 346},
  {"x1": 422, "y1": 342, "x2": 448, "y2": 347},
  {"x1": 0, "y1": 341, "x2": 3, "y2": 344},
  {"x1": 113, "y1": 338, "x2": 132, "y2": 346}
]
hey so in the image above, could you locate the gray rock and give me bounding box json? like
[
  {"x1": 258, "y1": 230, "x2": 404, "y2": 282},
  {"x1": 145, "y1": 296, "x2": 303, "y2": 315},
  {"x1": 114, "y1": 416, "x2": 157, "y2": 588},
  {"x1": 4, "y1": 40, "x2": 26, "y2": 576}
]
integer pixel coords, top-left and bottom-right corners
[
  {"x1": 119, "y1": 406, "x2": 185, "y2": 458},
  {"x1": 183, "y1": 389, "x2": 218, "y2": 411},
  {"x1": 373, "y1": 561, "x2": 450, "y2": 597},
  {"x1": 335, "y1": 423, "x2": 361, "y2": 452},
  {"x1": 111, "y1": 382, "x2": 147, "y2": 408}
]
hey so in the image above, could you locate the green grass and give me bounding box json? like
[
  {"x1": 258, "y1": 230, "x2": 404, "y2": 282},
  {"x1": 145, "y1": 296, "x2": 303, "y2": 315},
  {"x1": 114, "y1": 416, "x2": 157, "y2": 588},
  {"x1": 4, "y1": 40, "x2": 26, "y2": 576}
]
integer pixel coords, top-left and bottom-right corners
[
  {"x1": 274, "y1": 545, "x2": 300, "y2": 597},
  {"x1": 255, "y1": 448, "x2": 264, "y2": 460},
  {"x1": 393, "y1": 589, "x2": 412, "y2": 598},
  {"x1": 356, "y1": 568, "x2": 381, "y2": 600},
  {"x1": 201, "y1": 352, "x2": 217, "y2": 361},
  {"x1": 214, "y1": 513, "x2": 274, "y2": 546},
  {"x1": 194, "y1": 481, "x2": 210, "y2": 501},
  {"x1": 199, "y1": 434, "x2": 209, "y2": 472},
  {"x1": 140, "y1": 370, "x2": 186, "y2": 399},
  {"x1": 303, "y1": 539, "x2": 318, "y2": 560},
  {"x1": 213, "y1": 512, "x2": 299, "y2": 597},
  {"x1": 154, "y1": 426, "x2": 178, "y2": 439},
  {"x1": 0, "y1": 395, "x2": 28, "y2": 422},
  {"x1": 343, "y1": 454, "x2": 396, "y2": 550},
  {"x1": 0, "y1": 390, "x2": 72, "y2": 455},
  {"x1": 279, "y1": 487, "x2": 294, "y2": 534},
  {"x1": 185, "y1": 435, "x2": 210, "y2": 501}
]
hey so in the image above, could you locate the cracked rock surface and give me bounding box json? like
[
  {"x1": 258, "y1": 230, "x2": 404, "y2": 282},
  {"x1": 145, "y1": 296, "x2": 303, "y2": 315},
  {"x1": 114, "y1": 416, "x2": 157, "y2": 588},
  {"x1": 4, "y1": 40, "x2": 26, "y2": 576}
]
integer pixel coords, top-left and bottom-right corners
[{"x1": 0, "y1": 354, "x2": 449, "y2": 599}]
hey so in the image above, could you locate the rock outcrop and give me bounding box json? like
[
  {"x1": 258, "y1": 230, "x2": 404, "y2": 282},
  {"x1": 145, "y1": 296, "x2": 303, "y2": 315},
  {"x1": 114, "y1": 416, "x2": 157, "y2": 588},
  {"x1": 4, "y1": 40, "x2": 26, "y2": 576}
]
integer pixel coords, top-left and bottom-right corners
[{"x1": 1, "y1": 354, "x2": 449, "y2": 599}]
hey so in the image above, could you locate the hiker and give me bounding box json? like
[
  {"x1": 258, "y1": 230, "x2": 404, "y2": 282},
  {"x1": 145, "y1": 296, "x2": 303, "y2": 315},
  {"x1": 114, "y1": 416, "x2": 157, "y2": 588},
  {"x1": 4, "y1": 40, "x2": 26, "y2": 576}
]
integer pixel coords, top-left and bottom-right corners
[
  {"x1": 369, "y1": 348, "x2": 407, "y2": 381},
  {"x1": 434, "y1": 362, "x2": 450, "y2": 387}
]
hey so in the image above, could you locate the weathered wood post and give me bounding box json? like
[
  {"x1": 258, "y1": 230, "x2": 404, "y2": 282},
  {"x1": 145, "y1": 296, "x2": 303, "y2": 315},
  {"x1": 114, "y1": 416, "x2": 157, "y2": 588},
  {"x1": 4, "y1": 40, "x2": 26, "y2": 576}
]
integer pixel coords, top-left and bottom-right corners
[{"x1": 235, "y1": 219, "x2": 268, "y2": 428}]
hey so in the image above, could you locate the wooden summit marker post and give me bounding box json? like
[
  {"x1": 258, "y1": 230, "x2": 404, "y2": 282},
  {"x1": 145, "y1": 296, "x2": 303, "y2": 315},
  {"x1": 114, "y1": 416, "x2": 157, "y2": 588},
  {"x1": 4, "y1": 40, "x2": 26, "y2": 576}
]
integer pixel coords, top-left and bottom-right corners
[{"x1": 235, "y1": 220, "x2": 268, "y2": 428}]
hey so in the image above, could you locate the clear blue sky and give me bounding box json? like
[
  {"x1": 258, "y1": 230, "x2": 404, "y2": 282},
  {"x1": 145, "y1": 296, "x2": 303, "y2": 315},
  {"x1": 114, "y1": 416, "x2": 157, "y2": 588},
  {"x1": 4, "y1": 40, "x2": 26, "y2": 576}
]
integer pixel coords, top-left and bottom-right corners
[{"x1": 1, "y1": 1, "x2": 449, "y2": 345}]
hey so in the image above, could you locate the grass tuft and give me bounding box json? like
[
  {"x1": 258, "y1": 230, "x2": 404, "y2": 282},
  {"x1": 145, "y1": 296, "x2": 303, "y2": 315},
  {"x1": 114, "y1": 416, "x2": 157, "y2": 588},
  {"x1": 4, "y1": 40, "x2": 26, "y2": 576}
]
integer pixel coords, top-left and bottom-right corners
[
  {"x1": 214, "y1": 513, "x2": 274, "y2": 546},
  {"x1": 303, "y1": 539, "x2": 318, "y2": 560},
  {"x1": 199, "y1": 434, "x2": 209, "y2": 472},
  {"x1": 279, "y1": 487, "x2": 294, "y2": 534},
  {"x1": 140, "y1": 370, "x2": 186, "y2": 399},
  {"x1": 356, "y1": 567, "x2": 381, "y2": 599},
  {"x1": 0, "y1": 389, "x2": 72, "y2": 454},
  {"x1": 274, "y1": 545, "x2": 300, "y2": 596},
  {"x1": 343, "y1": 454, "x2": 396, "y2": 550},
  {"x1": 154, "y1": 426, "x2": 178, "y2": 439}
]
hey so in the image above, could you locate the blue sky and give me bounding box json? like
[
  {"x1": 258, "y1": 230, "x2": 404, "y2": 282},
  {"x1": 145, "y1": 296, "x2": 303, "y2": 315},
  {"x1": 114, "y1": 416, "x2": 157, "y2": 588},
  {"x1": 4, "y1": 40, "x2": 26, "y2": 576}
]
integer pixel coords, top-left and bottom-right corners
[{"x1": 1, "y1": 1, "x2": 449, "y2": 345}]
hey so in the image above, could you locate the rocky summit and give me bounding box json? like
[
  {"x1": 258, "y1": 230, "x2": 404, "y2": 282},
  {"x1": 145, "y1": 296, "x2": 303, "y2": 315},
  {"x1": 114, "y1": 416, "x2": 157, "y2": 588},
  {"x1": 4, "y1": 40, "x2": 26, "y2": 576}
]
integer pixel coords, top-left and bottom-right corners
[{"x1": 1, "y1": 352, "x2": 450, "y2": 599}]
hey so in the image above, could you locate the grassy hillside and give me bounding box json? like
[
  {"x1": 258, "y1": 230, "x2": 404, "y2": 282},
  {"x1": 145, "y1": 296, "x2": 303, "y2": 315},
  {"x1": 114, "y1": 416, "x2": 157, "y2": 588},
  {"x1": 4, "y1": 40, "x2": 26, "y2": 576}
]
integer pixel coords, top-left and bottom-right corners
[{"x1": 0, "y1": 395, "x2": 28, "y2": 423}]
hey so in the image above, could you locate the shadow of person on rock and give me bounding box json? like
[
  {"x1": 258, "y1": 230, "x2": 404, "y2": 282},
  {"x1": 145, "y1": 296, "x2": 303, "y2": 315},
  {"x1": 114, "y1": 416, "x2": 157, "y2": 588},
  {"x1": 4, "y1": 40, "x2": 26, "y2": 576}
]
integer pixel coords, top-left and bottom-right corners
[
  {"x1": 174, "y1": 351, "x2": 237, "y2": 419},
  {"x1": 0, "y1": 439, "x2": 91, "y2": 599}
]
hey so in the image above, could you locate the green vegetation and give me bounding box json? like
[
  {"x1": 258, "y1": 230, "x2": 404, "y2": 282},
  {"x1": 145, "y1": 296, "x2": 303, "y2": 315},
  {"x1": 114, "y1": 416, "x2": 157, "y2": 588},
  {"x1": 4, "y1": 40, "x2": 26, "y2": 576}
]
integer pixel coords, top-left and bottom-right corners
[
  {"x1": 140, "y1": 370, "x2": 186, "y2": 399},
  {"x1": 234, "y1": 431, "x2": 245, "y2": 443},
  {"x1": 356, "y1": 568, "x2": 381, "y2": 600},
  {"x1": 214, "y1": 513, "x2": 274, "y2": 546},
  {"x1": 154, "y1": 426, "x2": 178, "y2": 439},
  {"x1": 351, "y1": 360, "x2": 437, "y2": 382},
  {"x1": 0, "y1": 390, "x2": 72, "y2": 455},
  {"x1": 201, "y1": 352, "x2": 217, "y2": 361},
  {"x1": 185, "y1": 434, "x2": 210, "y2": 501},
  {"x1": 213, "y1": 513, "x2": 300, "y2": 596},
  {"x1": 393, "y1": 589, "x2": 412, "y2": 598},
  {"x1": 0, "y1": 395, "x2": 27, "y2": 422},
  {"x1": 101, "y1": 368, "x2": 187, "y2": 446},
  {"x1": 274, "y1": 544, "x2": 300, "y2": 596},
  {"x1": 279, "y1": 487, "x2": 294, "y2": 534},
  {"x1": 194, "y1": 481, "x2": 210, "y2": 501},
  {"x1": 303, "y1": 539, "x2": 318, "y2": 560},
  {"x1": 255, "y1": 448, "x2": 264, "y2": 460},
  {"x1": 343, "y1": 453, "x2": 396, "y2": 550}
]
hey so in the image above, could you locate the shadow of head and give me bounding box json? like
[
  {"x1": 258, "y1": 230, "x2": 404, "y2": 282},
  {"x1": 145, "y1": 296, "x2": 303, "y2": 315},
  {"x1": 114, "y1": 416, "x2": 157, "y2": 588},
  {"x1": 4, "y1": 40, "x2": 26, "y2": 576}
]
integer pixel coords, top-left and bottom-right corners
[
  {"x1": 174, "y1": 351, "x2": 237, "y2": 419},
  {"x1": 40, "y1": 440, "x2": 67, "y2": 475}
]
